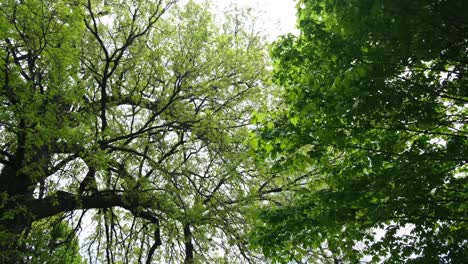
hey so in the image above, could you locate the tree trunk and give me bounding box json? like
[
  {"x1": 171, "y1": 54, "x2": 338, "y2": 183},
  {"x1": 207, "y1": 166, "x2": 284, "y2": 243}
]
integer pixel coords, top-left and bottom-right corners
[
  {"x1": 183, "y1": 223, "x2": 194, "y2": 264},
  {"x1": 0, "y1": 195, "x2": 33, "y2": 264}
]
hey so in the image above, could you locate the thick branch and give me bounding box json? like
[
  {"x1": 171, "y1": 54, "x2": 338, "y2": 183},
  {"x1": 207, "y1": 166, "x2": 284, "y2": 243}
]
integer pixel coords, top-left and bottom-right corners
[{"x1": 28, "y1": 191, "x2": 159, "y2": 221}]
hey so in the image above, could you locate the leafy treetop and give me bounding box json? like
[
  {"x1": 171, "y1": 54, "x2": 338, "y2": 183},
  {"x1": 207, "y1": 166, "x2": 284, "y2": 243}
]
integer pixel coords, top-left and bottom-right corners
[
  {"x1": 0, "y1": 0, "x2": 270, "y2": 263},
  {"x1": 250, "y1": 0, "x2": 467, "y2": 263}
]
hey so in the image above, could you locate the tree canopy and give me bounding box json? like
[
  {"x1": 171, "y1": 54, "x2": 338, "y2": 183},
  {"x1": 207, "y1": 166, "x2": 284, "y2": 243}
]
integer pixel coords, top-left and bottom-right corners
[
  {"x1": 250, "y1": 0, "x2": 467, "y2": 263},
  {"x1": 0, "y1": 0, "x2": 269, "y2": 262},
  {"x1": 1, "y1": 0, "x2": 467, "y2": 263}
]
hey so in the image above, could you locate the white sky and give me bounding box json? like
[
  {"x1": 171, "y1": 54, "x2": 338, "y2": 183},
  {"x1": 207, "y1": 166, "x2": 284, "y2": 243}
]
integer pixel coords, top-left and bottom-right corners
[
  {"x1": 214, "y1": 0, "x2": 298, "y2": 38},
  {"x1": 175, "y1": 0, "x2": 298, "y2": 40}
]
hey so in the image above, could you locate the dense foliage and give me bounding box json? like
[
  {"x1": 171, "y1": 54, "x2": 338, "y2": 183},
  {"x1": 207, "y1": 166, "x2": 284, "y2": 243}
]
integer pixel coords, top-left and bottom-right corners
[
  {"x1": 0, "y1": 0, "x2": 269, "y2": 262},
  {"x1": 1, "y1": 0, "x2": 466, "y2": 263},
  {"x1": 24, "y1": 216, "x2": 86, "y2": 264},
  {"x1": 251, "y1": 0, "x2": 467, "y2": 263}
]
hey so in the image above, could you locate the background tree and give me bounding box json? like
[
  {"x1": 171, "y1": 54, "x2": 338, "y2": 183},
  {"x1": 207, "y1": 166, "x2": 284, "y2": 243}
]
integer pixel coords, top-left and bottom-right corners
[
  {"x1": 0, "y1": 0, "x2": 269, "y2": 262},
  {"x1": 250, "y1": 0, "x2": 467, "y2": 263}
]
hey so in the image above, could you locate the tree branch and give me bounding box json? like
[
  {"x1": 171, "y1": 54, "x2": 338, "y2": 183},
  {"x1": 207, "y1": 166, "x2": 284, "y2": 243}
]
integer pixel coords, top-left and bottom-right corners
[{"x1": 28, "y1": 190, "x2": 159, "y2": 221}]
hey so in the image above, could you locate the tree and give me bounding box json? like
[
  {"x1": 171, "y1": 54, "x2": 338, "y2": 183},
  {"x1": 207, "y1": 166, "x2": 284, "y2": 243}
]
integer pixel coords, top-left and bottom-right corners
[
  {"x1": 22, "y1": 215, "x2": 86, "y2": 264},
  {"x1": 0, "y1": 0, "x2": 269, "y2": 262},
  {"x1": 250, "y1": 0, "x2": 467, "y2": 263}
]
